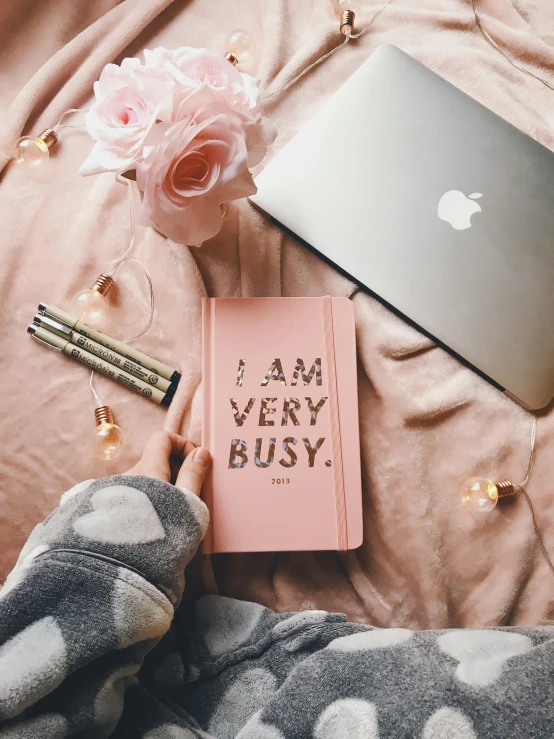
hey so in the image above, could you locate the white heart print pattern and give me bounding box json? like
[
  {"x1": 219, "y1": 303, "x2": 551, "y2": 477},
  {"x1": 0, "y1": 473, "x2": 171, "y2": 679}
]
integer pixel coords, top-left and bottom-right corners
[
  {"x1": 438, "y1": 630, "x2": 533, "y2": 687},
  {"x1": 73, "y1": 486, "x2": 165, "y2": 544}
]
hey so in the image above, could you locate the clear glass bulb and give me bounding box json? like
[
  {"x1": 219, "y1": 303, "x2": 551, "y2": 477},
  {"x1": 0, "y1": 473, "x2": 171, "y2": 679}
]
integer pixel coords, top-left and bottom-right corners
[
  {"x1": 94, "y1": 422, "x2": 125, "y2": 461},
  {"x1": 225, "y1": 29, "x2": 259, "y2": 70},
  {"x1": 14, "y1": 136, "x2": 50, "y2": 168},
  {"x1": 72, "y1": 289, "x2": 109, "y2": 328},
  {"x1": 330, "y1": 0, "x2": 352, "y2": 13},
  {"x1": 330, "y1": 0, "x2": 366, "y2": 15},
  {"x1": 461, "y1": 477, "x2": 499, "y2": 513}
]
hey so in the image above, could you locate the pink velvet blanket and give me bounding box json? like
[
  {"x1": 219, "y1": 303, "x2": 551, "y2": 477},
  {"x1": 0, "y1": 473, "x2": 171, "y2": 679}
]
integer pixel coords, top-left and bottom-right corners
[{"x1": 1, "y1": 0, "x2": 553, "y2": 628}]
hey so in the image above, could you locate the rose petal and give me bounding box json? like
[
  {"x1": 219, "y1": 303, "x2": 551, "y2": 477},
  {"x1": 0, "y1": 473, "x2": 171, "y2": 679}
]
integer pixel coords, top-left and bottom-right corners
[
  {"x1": 138, "y1": 196, "x2": 223, "y2": 245},
  {"x1": 79, "y1": 142, "x2": 132, "y2": 176},
  {"x1": 245, "y1": 116, "x2": 277, "y2": 167}
]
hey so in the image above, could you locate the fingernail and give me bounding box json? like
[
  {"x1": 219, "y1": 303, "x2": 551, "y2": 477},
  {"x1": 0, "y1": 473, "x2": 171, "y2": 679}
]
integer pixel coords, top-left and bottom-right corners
[{"x1": 192, "y1": 447, "x2": 211, "y2": 466}]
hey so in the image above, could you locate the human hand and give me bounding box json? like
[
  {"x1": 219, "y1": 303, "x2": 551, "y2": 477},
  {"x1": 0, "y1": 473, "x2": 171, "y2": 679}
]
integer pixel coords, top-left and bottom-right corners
[{"x1": 124, "y1": 430, "x2": 211, "y2": 495}]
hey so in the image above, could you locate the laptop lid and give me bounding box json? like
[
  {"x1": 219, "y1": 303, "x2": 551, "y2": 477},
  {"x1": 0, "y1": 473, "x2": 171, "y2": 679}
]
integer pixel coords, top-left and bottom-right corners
[{"x1": 250, "y1": 44, "x2": 554, "y2": 410}]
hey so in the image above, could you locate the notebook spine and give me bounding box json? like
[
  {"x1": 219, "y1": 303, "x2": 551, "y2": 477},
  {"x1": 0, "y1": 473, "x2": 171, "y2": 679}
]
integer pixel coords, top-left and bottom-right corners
[
  {"x1": 323, "y1": 296, "x2": 349, "y2": 551},
  {"x1": 201, "y1": 298, "x2": 215, "y2": 554}
]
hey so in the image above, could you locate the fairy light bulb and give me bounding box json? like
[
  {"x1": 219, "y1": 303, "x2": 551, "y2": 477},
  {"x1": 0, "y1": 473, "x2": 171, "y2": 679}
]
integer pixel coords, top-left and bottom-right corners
[
  {"x1": 94, "y1": 406, "x2": 125, "y2": 461},
  {"x1": 14, "y1": 128, "x2": 58, "y2": 168},
  {"x1": 224, "y1": 30, "x2": 258, "y2": 70},
  {"x1": 71, "y1": 273, "x2": 115, "y2": 329},
  {"x1": 329, "y1": 0, "x2": 357, "y2": 35},
  {"x1": 461, "y1": 477, "x2": 516, "y2": 513}
]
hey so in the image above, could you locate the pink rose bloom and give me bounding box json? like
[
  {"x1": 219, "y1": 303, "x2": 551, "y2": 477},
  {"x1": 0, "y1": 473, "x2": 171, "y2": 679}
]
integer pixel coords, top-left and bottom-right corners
[
  {"x1": 144, "y1": 47, "x2": 275, "y2": 166},
  {"x1": 143, "y1": 46, "x2": 258, "y2": 111},
  {"x1": 80, "y1": 58, "x2": 174, "y2": 176},
  {"x1": 136, "y1": 88, "x2": 257, "y2": 245},
  {"x1": 80, "y1": 47, "x2": 277, "y2": 245}
]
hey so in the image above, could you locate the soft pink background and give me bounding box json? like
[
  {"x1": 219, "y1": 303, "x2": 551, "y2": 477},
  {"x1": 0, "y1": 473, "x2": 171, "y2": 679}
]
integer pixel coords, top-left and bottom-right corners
[{"x1": 1, "y1": 0, "x2": 553, "y2": 627}]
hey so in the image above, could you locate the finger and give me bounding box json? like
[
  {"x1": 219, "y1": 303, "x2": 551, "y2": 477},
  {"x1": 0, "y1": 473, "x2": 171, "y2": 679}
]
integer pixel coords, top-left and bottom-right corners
[
  {"x1": 170, "y1": 439, "x2": 196, "y2": 461},
  {"x1": 142, "y1": 431, "x2": 191, "y2": 468},
  {"x1": 125, "y1": 431, "x2": 190, "y2": 482},
  {"x1": 175, "y1": 446, "x2": 211, "y2": 495},
  {"x1": 169, "y1": 440, "x2": 196, "y2": 483},
  {"x1": 184, "y1": 440, "x2": 196, "y2": 457},
  {"x1": 132, "y1": 430, "x2": 174, "y2": 481},
  {"x1": 163, "y1": 432, "x2": 190, "y2": 458},
  {"x1": 124, "y1": 431, "x2": 194, "y2": 482}
]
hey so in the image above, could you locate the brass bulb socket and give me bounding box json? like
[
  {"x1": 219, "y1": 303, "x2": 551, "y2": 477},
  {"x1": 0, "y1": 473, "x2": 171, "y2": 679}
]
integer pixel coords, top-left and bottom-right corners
[
  {"x1": 34, "y1": 128, "x2": 58, "y2": 152},
  {"x1": 95, "y1": 405, "x2": 115, "y2": 427},
  {"x1": 340, "y1": 9, "x2": 355, "y2": 35},
  {"x1": 495, "y1": 480, "x2": 515, "y2": 498},
  {"x1": 225, "y1": 52, "x2": 239, "y2": 66},
  {"x1": 91, "y1": 273, "x2": 115, "y2": 297}
]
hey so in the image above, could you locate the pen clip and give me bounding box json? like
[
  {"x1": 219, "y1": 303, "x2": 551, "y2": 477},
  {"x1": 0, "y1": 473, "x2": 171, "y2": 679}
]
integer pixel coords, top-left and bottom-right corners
[{"x1": 34, "y1": 314, "x2": 72, "y2": 336}]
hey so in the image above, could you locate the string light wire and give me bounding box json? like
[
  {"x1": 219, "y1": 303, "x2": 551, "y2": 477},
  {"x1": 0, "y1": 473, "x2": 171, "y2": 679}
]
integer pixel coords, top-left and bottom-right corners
[
  {"x1": 509, "y1": 417, "x2": 554, "y2": 579},
  {"x1": 89, "y1": 176, "x2": 155, "y2": 405},
  {"x1": 520, "y1": 488, "x2": 554, "y2": 579},
  {"x1": 262, "y1": 0, "x2": 395, "y2": 102},
  {"x1": 350, "y1": 0, "x2": 395, "y2": 39},
  {"x1": 53, "y1": 108, "x2": 89, "y2": 132},
  {"x1": 262, "y1": 0, "x2": 553, "y2": 103},
  {"x1": 89, "y1": 369, "x2": 104, "y2": 406},
  {"x1": 514, "y1": 416, "x2": 537, "y2": 490},
  {"x1": 471, "y1": 0, "x2": 554, "y2": 92},
  {"x1": 262, "y1": 34, "x2": 351, "y2": 101},
  {"x1": 109, "y1": 175, "x2": 137, "y2": 273}
]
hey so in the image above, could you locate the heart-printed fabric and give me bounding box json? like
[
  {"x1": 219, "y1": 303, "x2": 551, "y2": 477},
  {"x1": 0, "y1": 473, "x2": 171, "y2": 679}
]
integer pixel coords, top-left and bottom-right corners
[
  {"x1": 438, "y1": 630, "x2": 533, "y2": 687},
  {"x1": 327, "y1": 628, "x2": 414, "y2": 652},
  {"x1": 314, "y1": 699, "x2": 379, "y2": 739},
  {"x1": 194, "y1": 596, "x2": 266, "y2": 657},
  {"x1": 422, "y1": 707, "x2": 477, "y2": 739},
  {"x1": 73, "y1": 485, "x2": 166, "y2": 545}
]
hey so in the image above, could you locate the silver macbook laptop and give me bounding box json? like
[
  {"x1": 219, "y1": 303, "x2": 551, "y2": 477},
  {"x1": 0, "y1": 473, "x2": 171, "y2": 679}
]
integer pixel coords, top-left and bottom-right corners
[{"x1": 250, "y1": 44, "x2": 554, "y2": 410}]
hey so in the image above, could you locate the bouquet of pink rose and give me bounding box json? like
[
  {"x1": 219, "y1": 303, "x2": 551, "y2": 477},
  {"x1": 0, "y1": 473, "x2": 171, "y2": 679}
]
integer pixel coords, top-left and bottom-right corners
[{"x1": 80, "y1": 48, "x2": 276, "y2": 245}]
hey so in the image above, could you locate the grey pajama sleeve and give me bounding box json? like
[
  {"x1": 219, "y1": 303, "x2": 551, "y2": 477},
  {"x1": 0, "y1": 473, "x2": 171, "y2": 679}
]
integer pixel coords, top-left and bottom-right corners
[{"x1": 0, "y1": 475, "x2": 208, "y2": 737}]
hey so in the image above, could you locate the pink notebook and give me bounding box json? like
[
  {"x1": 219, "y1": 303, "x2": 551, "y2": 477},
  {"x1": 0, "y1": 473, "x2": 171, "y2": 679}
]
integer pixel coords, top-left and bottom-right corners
[{"x1": 201, "y1": 297, "x2": 363, "y2": 553}]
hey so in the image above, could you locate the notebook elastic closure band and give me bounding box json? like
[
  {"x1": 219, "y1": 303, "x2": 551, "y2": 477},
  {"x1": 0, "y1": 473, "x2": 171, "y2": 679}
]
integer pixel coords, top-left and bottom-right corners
[{"x1": 322, "y1": 296, "x2": 349, "y2": 551}]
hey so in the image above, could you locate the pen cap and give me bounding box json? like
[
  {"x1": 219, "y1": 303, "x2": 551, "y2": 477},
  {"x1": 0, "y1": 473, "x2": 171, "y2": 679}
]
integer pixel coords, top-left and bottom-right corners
[
  {"x1": 38, "y1": 303, "x2": 78, "y2": 329},
  {"x1": 28, "y1": 325, "x2": 68, "y2": 351}
]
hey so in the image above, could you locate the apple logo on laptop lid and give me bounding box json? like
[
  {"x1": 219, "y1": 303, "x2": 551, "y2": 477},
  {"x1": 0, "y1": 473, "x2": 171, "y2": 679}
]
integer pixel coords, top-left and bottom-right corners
[{"x1": 438, "y1": 190, "x2": 483, "y2": 231}]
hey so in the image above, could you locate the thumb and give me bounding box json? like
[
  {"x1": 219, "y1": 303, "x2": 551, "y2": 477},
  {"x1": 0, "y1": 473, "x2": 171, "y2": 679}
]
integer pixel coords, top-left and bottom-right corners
[{"x1": 175, "y1": 446, "x2": 211, "y2": 496}]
